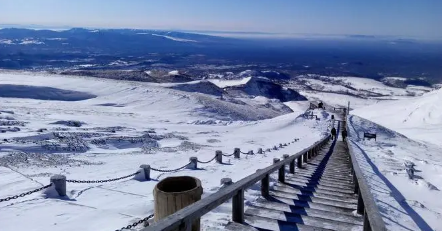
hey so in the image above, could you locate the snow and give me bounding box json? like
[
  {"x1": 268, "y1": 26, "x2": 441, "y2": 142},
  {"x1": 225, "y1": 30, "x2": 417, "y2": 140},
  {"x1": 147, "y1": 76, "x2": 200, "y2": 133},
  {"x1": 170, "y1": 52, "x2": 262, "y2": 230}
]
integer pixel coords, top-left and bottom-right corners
[
  {"x1": 351, "y1": 89, "x2": 442, "y2": 147},
  {"x1": 347, "y1": 115, "x2": 442, "y2": 231},
  {"x1": 209, "y1": 77, "x2": 252, "y2": 88},
  {"x1": 168, "y1": 70, "x2": 180, "y2": 76},
  {"x1": 151, "y1": 34, "x2": 197, "y2": 42},
  {"x1": 19, "y1": 39, "x2": 45, "y2": 45},
  {"x1": 0, "y1": 72, "x2": 330, "y2": 231},
  {"x1": 0, "y1": 39, "x2": 14, "y2": 44}
]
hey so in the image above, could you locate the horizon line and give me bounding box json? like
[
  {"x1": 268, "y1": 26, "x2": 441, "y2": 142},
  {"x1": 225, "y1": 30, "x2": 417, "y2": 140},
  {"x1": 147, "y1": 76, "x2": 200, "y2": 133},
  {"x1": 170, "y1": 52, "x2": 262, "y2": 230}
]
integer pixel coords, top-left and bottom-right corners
[{"x1": 1, "y1": 24, "x2": 441, "y2": 42}]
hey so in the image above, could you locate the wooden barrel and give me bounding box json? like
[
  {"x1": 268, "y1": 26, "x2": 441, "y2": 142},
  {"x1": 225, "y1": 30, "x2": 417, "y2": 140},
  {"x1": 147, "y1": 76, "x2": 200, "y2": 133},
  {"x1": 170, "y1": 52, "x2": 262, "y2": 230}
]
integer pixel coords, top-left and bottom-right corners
[{"x1": 154, "y1": 176, "x2": 203, "y2": 231}]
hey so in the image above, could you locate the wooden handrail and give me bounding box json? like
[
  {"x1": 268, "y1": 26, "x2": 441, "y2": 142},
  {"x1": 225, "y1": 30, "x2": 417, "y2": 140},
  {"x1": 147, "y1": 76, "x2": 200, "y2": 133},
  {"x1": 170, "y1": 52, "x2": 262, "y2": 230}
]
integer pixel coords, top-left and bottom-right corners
[
  {"x1": 142, "y1": 136, "x2": 330, "y2": 231},
  {"x1": 345, "y1": 117, "x2": 387, "y2": 231}
]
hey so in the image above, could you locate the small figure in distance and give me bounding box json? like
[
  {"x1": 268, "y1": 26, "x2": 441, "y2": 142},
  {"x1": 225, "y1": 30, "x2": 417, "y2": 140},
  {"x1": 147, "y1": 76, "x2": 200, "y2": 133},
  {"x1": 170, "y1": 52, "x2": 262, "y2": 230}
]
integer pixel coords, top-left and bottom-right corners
[
  {"x1": 318, "y1": 101, "x2": 323, "y2": 109},
  {"x1": 331, "y1": 127, "x2": 337, "y2": 140},
  {"x1": 342, "y1": 128, "x2": 348, "y2": 141}
]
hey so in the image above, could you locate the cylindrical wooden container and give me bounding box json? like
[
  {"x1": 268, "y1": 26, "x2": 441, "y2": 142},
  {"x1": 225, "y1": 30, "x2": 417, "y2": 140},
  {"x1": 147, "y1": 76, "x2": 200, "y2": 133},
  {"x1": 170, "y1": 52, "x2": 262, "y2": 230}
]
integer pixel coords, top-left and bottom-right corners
[{"x1": 154, "y1": 176, "x2": 203, "y2": 231}]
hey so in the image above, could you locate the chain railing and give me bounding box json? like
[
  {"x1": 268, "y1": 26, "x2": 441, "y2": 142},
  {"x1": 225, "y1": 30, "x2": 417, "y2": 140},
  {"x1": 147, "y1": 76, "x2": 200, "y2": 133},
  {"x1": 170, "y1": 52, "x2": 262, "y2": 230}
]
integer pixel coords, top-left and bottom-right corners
[
  {"x1": 221, "y1": 153, "x2": 235, "y2": 157},
  {"x1": 66, "y1": 172, "x2": 140, "y2": 184},
  {"x1": 115, "y1": 214, "x2": 154, "y2": 231},
  {"x1": 197, "y1": 156, "x2": 217, "y2": 164},
  {"x1": 150, "y1": 162, "x2": 191, "y2": 173},
  {"x1": 0, "y1": 183, "x2": 53, "y2": 203}
]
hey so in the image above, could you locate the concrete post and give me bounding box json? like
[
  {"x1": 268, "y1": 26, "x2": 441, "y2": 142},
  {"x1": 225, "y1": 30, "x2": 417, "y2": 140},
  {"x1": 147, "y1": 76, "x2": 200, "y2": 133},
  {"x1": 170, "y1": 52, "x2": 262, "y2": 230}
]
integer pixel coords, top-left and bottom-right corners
[
  {"x1": 273, "y1": 146, "x2": 278, "y2": 150},
  {"x1": 215, "y1": 150, "x2": 223, "y2": 164},
  {"x1": 189, "y1": 157, "x2": 198, "y2": 170},
  {"x1": 220, "y1": 178, "x2": 233, "y2": 187},
  {"x1": 234, "y1": 148, "x2": 240, "y2": 159},
  {"x1": 248, "y1": 150, "x2": 254, "y2": 155},
  {"x1": 140, "y1": 164, "x2": 151, "y2": 181},
  {"x1": 50, "y1": 175, "x2": 66, "y2": 197},
  {"x1": 266, "y1": 148, "x2": 271, "y2": 153},
  {"x1": 279, "y1": 143, "x2": 283, "y2": 148},
  {"x1": 284, "y1": 143, "x2": 287, "y2": 146},
  {"x1": 258, "y1": 148, "x2": 263, "y2": 154}
]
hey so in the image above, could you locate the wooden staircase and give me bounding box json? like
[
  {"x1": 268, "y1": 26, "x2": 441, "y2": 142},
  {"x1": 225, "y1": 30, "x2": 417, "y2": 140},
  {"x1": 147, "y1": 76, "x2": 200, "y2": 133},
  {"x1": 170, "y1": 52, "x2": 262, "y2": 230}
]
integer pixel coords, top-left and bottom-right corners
[{"x1": 228, "y1": 123, "x2": 363, "y2": 231}]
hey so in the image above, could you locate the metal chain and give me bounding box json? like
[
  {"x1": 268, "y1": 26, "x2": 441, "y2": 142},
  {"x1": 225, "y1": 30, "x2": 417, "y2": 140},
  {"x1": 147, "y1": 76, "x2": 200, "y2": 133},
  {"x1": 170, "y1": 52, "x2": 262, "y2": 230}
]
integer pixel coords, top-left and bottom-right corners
[
  {"x1": 0, "y1": 183, "x2": 52, "y2": 203},
  {"x1": 151, "y1": 162, "x2": 191, "y2": 173},
  {"x1": 66, "y1": 172, "x2": 139, "y2": 184},
  {"x1": 115, "y1": 214, "x2": 154, "y2": 231},
  {"x1": 240, "y1": 151, "x2": 249, "y2": 155},
  {"x1": 221, "y1": 153, "x2": 235, "y2": 157},
  {"x1": 197, "y1": 156, "x2": 217, "y2": 164}
]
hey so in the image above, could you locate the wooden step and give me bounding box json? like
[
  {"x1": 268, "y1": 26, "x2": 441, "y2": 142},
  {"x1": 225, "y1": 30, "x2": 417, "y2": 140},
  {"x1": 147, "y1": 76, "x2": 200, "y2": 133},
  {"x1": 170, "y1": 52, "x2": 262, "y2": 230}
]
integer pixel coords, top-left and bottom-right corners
[
  {"x1": 270, "y1": 191, "x2": 357, "y2": 209},
  {"x1": 268, "y1": 194, "x2": 357, "y2": 214},
  {"x1": 244, "y1": 208, "x2": 362, "y2": 231},
  {"x1": 249, "y1": 200, "x2": 363, "y2": 225}
]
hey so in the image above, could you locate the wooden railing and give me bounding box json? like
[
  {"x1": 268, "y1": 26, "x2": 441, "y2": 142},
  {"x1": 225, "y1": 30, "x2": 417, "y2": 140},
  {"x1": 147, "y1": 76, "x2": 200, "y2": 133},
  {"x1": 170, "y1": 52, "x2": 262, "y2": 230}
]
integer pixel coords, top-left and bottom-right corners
[
  {"x1": 345, "y1": 118, "x2": 387, "y2": 231},
  {"x1": 142, "y1": 136, "x2": 330, "y2": 231}
]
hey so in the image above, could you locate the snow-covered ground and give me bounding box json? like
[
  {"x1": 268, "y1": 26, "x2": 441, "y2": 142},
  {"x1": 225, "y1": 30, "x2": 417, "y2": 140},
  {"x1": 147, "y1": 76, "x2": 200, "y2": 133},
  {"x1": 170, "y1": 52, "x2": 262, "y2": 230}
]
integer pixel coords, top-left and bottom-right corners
[
  {"x1": 0, "y1": 72, "x2": 331, "y2": 231},
  {"x1": 347, "y1": 115, "x2": 442, "y2": 231},
  {"x1": 293, "y1": 76, "x2": 433, "y2": 110},
  {"x1": 352, "y1": 89, "x2": 442, "y2": 147},
  {"x1": 1, "y1": 71, "x2": 440, "y2": 231}
]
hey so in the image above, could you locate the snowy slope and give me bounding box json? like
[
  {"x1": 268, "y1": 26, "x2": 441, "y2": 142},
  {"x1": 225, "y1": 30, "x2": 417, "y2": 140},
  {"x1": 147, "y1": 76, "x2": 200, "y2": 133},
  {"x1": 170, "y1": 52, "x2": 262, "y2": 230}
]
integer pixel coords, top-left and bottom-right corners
[
  {"x1": 351, "y1": 89, "x2": 442, "y2": 147},
  {"x1": 0, "y1": 72, "x2": 332, "y2": 231},
  {"x1": 347, "y1": 115, "x2": 442, "y2": 231}
]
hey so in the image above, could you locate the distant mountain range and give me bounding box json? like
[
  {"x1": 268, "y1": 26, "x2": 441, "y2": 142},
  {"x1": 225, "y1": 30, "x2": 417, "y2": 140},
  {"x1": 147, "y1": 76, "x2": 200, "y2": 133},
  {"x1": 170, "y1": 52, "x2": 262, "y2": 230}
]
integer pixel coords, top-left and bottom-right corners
[{"x1": 1, "y1": 28, "x2": 442, "y2": 83}]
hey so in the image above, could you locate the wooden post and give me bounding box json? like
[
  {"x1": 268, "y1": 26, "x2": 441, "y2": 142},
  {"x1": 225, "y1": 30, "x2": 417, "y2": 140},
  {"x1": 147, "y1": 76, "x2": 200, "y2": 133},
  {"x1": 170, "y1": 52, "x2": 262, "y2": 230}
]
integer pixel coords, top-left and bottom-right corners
[
  {"x1": 290, "y1": 159, "x2": 295, "y2": 174},
  {"x1": 50, "y1": 175, "x2": 66, "y2": 197},
  {"x1": 258, "y1": 148, "x2": 263, "y2": 154},
  {"x1": 139, "y1": 164, "x2": 151, "y2": 180},
  {"x1": 248, "y1": 150, "x2": 254, "y2": 155},
  {"x1": 154, "y1": 176, "x2": 203, "y2": 231},
  {"x1": 261, "y1": 174, "x2": 269, "y2": 198},
  {"x1": 303, "y1": 152, "x2": 308, "y2": 163},
  {"x1": 215, "y1": 150, "x2": 222, "y2": 164},
  {"x1": 297, "y1": 156, "x2": 303, "y2": 168},
  {"x1": 279, "y1": 143, "x2": 283, "y2": 148},
  {"x1": 220, "y1": 178, "x2": 233, "y2": 187},
  {"x1": 232, "y1": 189, "x2": 244, "y2": 223},
  {"x1": 363, "y1": 210, "x2": 371, "y2": 231},
  {"x1": 234, "y1": 148, "x2": 240, "y2": 159},
  {"x1": 353, "y1": 171, "x2": 359, "y2": 194},
  {"x1": 273, "y1": 145, "x2": 278, "y2": 150},
  {"x1": 189, "y1": 157, "x2": 198, "y2": 170},
  {"x1": 357, "y1": 193, "x2": 364, "y2": 215},
  {"x1": 273, "y1": 158, "x2": 284, "y2": 183},
  {"x1": 266, "y1": 148, "x2": 271, "y2": 153}
]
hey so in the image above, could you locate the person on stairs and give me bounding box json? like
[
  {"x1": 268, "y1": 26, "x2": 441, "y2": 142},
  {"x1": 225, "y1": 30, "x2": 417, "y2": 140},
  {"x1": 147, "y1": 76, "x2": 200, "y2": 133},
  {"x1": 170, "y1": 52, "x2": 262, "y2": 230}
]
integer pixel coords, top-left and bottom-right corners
[
  {"x1": 331, "y1": 127, "x2": 337, "y2": 140},
  {"x1": 342, "y1": 128, "x2": 348, "y2": 141}
]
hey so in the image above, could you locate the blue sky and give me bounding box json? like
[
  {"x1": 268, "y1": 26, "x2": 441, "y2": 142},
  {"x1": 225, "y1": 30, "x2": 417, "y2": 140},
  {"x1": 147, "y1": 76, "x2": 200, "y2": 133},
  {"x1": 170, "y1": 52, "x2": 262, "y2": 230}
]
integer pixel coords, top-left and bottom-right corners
[{"x1": 1, "y1": 0, "x2": 441, "y2": 39}]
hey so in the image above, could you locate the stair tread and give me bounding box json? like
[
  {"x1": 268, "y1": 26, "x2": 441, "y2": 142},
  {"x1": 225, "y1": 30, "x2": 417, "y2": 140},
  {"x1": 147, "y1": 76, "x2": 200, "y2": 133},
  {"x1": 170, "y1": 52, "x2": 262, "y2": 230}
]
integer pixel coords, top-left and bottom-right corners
[{"x1": 249, "y1": 200, "x2": 363, "y2": 224}]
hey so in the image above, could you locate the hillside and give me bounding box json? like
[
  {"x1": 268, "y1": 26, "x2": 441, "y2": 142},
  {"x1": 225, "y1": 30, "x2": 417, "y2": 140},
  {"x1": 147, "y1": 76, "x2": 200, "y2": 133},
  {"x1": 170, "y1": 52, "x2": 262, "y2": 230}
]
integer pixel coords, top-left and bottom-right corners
[{"x1": 351, "y1": 89, "x2": 442, "y2": 146}]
